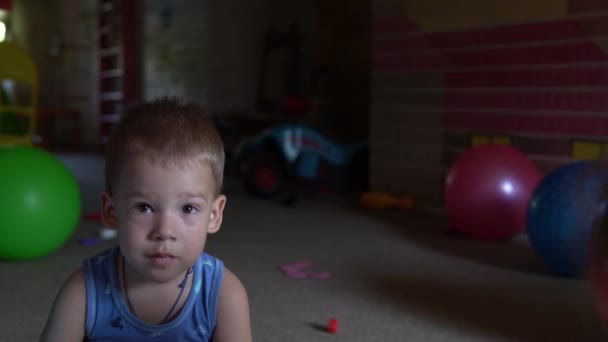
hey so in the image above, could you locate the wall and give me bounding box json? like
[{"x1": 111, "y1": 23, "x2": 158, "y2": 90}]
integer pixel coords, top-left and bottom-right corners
[
  {"x1": 205, "y1": 0, "x2": 370, "y2": 142},
  {"x1": 371, "y1": 0, "x2": 608, "y2": 207},
  {"x1": 142, "y1": 0, "x2": 207, "y2": 105},
  {"x1": 314, "y1": 0, "x2": 370, "y2": 140},
  {"x1": 205, "y1": 0, "x2": 273, "y2": 114},
  {"x1": 143, "y1": 0, "x2": 320, "y2": 114},
  {"x1": 11, "y1": 1, "x2": 366, "y2": 150},
  {"x1": 149, "y1": 0, "x2": 370, "y2": 141},
  {"x1": 11, "y1": 0, "x2": 98, "y2": 149},
  {"x1": 12, "y1": 0, "x2": 273, "y2": 148},
  {"x1": 205, "y1": 0, "x2": 318, "y2": 115}
]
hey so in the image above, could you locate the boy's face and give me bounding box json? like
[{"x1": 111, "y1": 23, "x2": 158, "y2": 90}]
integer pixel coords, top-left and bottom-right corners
[{"x1": 101, "y1": 157, "x2": 226, "y2": 284}]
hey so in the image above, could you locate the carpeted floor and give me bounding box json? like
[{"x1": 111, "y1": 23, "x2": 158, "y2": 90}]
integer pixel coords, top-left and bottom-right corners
[{"x1": 1, "y1": 153, "x2": 606, "y2": 341}]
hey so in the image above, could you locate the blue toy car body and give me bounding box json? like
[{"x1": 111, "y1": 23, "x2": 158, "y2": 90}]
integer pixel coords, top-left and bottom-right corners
[{"x1": 236, "y1": 124, "x2": 368, "y2": 198}]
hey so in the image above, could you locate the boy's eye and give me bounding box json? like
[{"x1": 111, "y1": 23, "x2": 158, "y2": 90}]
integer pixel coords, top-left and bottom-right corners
[
  {"x1": 182, "y1": 205, "x2": 198, "y2": 214},
  {"x1": 136, "y1": 203, "x2": 153, "y2": 213}
]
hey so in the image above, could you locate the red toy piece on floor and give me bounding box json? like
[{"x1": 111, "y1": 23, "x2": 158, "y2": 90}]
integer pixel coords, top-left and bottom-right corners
[
  {"x1": 327, "y1": 318, "x2": 338, "y2": 334},
  {"x1": 83, "y1": 212, "x2": 102, "y2": 222}
]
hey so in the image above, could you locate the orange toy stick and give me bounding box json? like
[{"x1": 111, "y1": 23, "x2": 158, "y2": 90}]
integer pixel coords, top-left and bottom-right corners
[{"x1": 360, "y1": 191, "x2": 415, "y2": 210}]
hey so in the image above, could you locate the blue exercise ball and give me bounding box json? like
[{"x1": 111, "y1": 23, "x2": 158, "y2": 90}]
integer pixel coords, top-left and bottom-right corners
[{"x1": 527, "y1": 161, "x2": 608, "y2": 277}]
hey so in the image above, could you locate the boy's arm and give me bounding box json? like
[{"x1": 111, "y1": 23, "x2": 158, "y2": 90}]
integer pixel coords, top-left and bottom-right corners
[
  {"x1": 39, "y1": 268, "x2": 87, "y2": 342},
  {"x1": 213, "y1": 268, "x2": 252, "y2": 342}
]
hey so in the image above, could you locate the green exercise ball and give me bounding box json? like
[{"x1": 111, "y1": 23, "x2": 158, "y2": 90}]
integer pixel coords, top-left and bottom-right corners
[{"x1": 0, "y1": 146, "x2": 81, "y2": 259}]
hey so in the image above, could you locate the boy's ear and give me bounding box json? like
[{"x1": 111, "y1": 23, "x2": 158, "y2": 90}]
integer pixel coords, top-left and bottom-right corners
[
  {"x1": 101, "y1": 191, "x2": 118, "y2": 230},
  {"x1": 207, "y1": 195, "x2": 226, "y2": 234}
]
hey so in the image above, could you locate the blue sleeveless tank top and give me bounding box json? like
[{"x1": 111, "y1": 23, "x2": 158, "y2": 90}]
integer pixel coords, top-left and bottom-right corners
[{"x1": 82, "y1": 246, "x2": 224, "y2": 341}]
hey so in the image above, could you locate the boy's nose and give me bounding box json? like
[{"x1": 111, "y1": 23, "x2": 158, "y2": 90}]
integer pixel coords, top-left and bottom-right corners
[{"x1": 150, "y1": 215, "x2": 177, "y2": 241}]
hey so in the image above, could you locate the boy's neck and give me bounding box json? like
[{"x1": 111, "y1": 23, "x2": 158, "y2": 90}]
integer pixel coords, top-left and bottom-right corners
[
  {"x1": 118, "y1": 250, "x2": 191, "y2": 287},
  {"x1": 118, "y1": 250, "x2": 195, "y2": 324}
]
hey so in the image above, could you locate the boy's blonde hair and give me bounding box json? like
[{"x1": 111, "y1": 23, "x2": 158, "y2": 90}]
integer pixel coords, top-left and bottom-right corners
[{"x1": 104, "y1": 97, "x2": 225, "y2": 195}]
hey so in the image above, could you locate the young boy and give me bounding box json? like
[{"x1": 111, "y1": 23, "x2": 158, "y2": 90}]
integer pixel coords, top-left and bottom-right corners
[{"x1": 40, "y1": 98, "x2": 252, "y2": 341}]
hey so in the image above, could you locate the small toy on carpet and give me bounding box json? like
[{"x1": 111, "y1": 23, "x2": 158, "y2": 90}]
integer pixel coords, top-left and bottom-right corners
[
  {"x1": 327, "y1": 318, "x2": 338, "y2": 334},
  {"x1": 360, "y1": 191, "x2": 414, "y2": 210},
  {"x1": 279, "y1": 261, "x2": 331, "y2": 279}
]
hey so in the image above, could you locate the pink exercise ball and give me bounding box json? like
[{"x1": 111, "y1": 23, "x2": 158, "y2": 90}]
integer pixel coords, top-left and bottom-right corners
[{"x1": 444, "y1": 145, "x2": 542, "y2": 241}]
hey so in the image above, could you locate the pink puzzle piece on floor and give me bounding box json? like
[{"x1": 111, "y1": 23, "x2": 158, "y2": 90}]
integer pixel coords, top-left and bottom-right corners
[{"x1": 279, "y1": 261, "x2": 331, "y2": 279}]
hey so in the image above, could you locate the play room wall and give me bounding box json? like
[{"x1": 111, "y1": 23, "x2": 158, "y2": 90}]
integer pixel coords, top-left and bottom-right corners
[
  {"x1": 371, "y1": 0, "x2": 608, "y2": 207},
  {"x1": 9, "y1": 0, "x2": 354, "y2": 149}
]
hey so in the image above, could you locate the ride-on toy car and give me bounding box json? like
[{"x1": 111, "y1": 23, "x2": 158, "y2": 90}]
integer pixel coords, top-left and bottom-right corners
[{"x1": 236, "y1": 124, "x2": 368, "y2": 201}]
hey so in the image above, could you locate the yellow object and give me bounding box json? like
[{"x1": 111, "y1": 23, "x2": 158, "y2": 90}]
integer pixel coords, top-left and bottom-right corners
[
  {"x1": 0, "y1": 22, "x2": 6, "y2": 43},
  {"x1": 572, "y1": 141, "x2": 601, "y2": 160},
  {"x1": 472, "y1": 135, "x2": 510, "y2": 147},
  {"x1": 0, "y1": 42, "x2": 37, "y2": 146},
  {"x1": 471, "y1": 135, "x2": 489, "y2": 147},
  {"x1": 491, "y1": 136, "x2": 511, "y2": 145},
  {"x1": 360, "y1": 191, "x2": 415, "y2": 210},
  {"x1": 603, "y1": 144, "x2": 608, "y2": 159}
]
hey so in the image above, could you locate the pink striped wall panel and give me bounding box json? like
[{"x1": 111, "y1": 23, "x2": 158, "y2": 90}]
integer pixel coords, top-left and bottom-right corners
[
  {"x1": 374, "y1": 42, "x2": 608, "y2": 71},
  {"x1": 446, "y1": 43, "x2": 607, "y2": 67},
  {"x1": 446, "y1": 67, "x2": 608, "y2": 88},
  {"x1": 426, "y1": 19, "x2": 592, "y2": 48},
  {"x1": 441, "y1": 148, "x2": 563, "y2": 174},
  {"x1": 374, "y1": 16, "x2": 608, "y2": 52},
  {"x1": 372, "y1": 53, "x2": 450, "y2": 71},
  {"x1": 444, "y1": 131, "x2": 573, "y2": 157},
  {"x1": 445, "y1": 91, "x2": 608, "y2": 111},
  {"x1": 371, "y1": 9, "x2": 608, "y2": 206},
  {"x1": 444, "y1": 112, "x2": 608, "y2": 136}
]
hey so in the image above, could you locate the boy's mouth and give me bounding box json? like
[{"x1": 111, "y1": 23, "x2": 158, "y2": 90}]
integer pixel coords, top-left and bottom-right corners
[
  {"x1": 149, "y1": 252, "x2": 175, "y2": 258},
  {"x1": 148, "y1": 252, "x2": 176, "y2": 266}
]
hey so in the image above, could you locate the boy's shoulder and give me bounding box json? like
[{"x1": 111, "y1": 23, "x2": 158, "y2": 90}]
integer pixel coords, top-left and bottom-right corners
[
  {"x1": 82, "y1": 245, "x2": 118, "y2": 275},
  {"x1": 85, "y1": 245, "x2": 117, "y2": 262},
  {"x1": 199, "y1": 251, "x2": 221, "y2": 267},
  {"x1": 195, "y1": 251, "x2": 225, "y2": 288},
  {"x1": 213, "y1": 266, "x2": 252, "y2": 341}
]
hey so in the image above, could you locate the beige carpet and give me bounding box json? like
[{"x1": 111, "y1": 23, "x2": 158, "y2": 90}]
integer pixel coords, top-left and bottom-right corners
[{"x1": 1, "y1": 154, "x2": 606, "y2": 341}]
